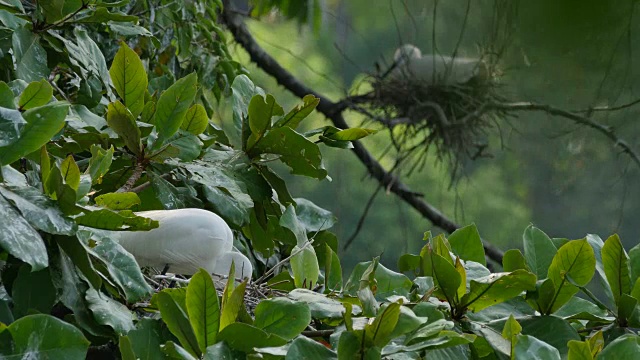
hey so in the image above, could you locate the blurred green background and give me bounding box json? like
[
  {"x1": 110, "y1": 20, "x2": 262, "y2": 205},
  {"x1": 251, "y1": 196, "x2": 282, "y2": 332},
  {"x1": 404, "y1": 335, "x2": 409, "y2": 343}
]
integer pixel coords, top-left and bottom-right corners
[{"x1": 224, "y1": 0, "x2": 640, "y2": 273}]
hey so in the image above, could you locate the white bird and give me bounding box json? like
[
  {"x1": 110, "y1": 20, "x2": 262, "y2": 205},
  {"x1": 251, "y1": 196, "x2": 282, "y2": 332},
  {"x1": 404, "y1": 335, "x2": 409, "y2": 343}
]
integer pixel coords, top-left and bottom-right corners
[
  {"x1": 391, "y1": 44, "x2": 488, "y2": 85},
  {"x1": 116, "y1": 208, "x2": 253, "y2": 280}
]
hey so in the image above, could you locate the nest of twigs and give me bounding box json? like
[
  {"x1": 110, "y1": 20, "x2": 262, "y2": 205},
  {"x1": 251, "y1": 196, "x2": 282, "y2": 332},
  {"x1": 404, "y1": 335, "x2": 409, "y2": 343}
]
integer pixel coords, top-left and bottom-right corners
[{"x1": 358, "y1": 58, "x2": 507, "y2": 177}]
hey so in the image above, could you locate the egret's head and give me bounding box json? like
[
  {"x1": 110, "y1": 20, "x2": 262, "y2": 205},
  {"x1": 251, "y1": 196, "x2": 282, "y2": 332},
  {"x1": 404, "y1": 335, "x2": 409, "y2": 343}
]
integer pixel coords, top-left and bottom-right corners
[{"x1": 393, "y1": 44, "x2": 422, "y2": 64}]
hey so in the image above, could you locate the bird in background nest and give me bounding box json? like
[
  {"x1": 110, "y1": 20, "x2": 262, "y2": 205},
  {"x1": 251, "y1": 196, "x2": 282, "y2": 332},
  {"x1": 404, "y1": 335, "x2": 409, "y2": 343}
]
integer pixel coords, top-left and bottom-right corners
[
  {"x1": 114, "y1": 208, "x2": 253, "y2": 281},
  {"x1": 390, "y1": 43, "x2": 490, "y2": 86}
]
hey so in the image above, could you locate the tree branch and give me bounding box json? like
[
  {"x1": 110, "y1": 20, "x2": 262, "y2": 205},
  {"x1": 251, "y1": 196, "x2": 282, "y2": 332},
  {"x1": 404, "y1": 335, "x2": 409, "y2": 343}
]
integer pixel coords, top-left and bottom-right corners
[{"x1": 222, "y1": 7, "x2": 505, "y2": 264}]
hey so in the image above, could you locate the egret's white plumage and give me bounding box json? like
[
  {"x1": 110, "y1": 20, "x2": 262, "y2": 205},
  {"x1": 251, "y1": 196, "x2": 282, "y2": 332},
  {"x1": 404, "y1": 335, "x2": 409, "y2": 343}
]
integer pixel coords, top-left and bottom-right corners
[
  {"x1": 392, "y1": 44, "x2": 488, "y2": 85},
  {"x1": 116, "y1": 208, "x2": 252, "y2": 278}
]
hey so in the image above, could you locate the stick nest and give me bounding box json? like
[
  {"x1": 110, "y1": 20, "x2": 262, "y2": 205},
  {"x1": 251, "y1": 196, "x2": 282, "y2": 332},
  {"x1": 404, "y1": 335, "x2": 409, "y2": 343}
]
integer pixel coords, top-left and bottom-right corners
[{"x1": 360, "y1": 59, "x2": 507, "y2": 176}]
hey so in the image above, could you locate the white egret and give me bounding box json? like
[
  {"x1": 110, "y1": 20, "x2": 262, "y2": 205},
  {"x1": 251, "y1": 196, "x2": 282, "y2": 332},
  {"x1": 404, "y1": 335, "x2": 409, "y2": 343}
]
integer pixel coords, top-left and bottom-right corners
[
  {"x1": 116, "y1": 208, "x2": 252, "y2": 280},
  {"x1": 391, "y1": 44, "x2": 488, "y2": 85}
]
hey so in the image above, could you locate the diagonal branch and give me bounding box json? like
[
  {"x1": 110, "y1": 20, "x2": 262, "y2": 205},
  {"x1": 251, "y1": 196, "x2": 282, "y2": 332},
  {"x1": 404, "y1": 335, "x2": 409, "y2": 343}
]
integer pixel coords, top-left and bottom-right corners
[{"x1": 222, "y1": 7, "x2": 505, "y2": 264}]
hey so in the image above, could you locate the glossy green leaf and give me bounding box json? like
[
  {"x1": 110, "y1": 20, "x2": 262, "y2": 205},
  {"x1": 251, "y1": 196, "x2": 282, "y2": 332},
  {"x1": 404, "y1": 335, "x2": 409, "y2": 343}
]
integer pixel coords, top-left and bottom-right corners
[
  {"x1": 217, "y1": 322, "x2": 287, "y2": 353},
  {"x1": 106, "y1": 100, "x2": 141, "y2": 155},
  {"x1": 181, "y1": 104, "x2": 209, "y2": 135},
  {"x1": 76, "y1": 207, "x2": 158, "y2": 231},
  {"x1": 109, "y1": 42, "x2": 147, "y2": 118},
  {"x1": 155, "y1": 291, "x2": 200, "y2": 357},
  {"x1": 325, "y1": 127, "x2": 377, "y2": 141},
  {"x1": 154, "y1": 72, "x2": 197, "y2": 144},
  {"x1": 94, "y1": 192, "x2": 140, "y2": 210},
  {"x1": 448, "y1": 223, "x2": 486, "y2": 265},
  {"x1": 0, "y1": 107, "x2": 23, "y2": 147},
  {"x1": 365, "y1": 301, "x2": 401, "y2": 347},
  {"x1": 502, "y1": 314, "x2": 522, "y2": 339},
  {"x1": 547, "y1": 239, "x2": 596, "y2": 313},
  {"x1": 219, "y1": 279, "x2": 247, "y2": 330},
  {"x1": 87, "y1": 234, "x2": 153, "y2": 302},
  {"x1": 11, "y1": 265, "x2": 56, "y2": 317},
  {"x1": 523, "y1": 225, "x2": 557, "y2": 279},
  {"x1": 286, "y1": 336, "x2": 338, "y2": 359},
  {"x1": 0, "y1": 102, "x2": 69, "y2": 165},
  {"x1": 38, "y1": 0, "x2": 82, "y2": 23},
  {"x1": 254, "y1": 297, "x2": 311, "y2": 340},
  {"x1": 119, "y1": 336, "x2": 137, "y2": 360},
  {"x1": 162, "y1": 341, "x2": 198, "y2": 360},
  {"x1": 253, "y1": 126, "x2": 327, "y2": 179},
  {"x1": 127, "y1": 318, "x2": 168, "y2": 360},
  {"x1": 8, "y1": 314, "x2": 90, "y2": 359},
  {"x1": 12, "y1": 26, "x2": 49, "y2": 83},
  {"x1": 431, "y1": 253, "x2": 461, "y2": 304},
  {"x1": 76, "y1": 7, "x2": 138, "y2": 23},
  {"x1": 60, "y1": 154, "x2": 81, "y2": 190},
  {"x1": 460, "y1": 270, "x2": 537, "y2": 312},
  {"x1": 203, "y1": 341, "x2": 244, "y2": 359},
  {"x1": 294, "y1": 197, "x2": 336, "y2": 232},
  {"x1": 0, "y1": 194, "x2": 48, "y2": 270},
  {"x1": 0, "y1": 81, "x2": 15, "y2": 108},
  {"x1": 246, "y1": 93, "x2": 283, "y2": 149},
  {"x1": 87, "y1": 145, "x2": 114, "y2": 184},
  {"x1": 325, "y1": 244, "x2": 343, "y2": 291},
  {"x1": 85, "y1": 288, "x2": 135, "y2": 335},
  {"x1": 568, "y1": 340, "x2": 593, "y2": 360},
  {"x1": 291, "y1": 243, "x2": 320, "y2": 289},
  {"x1": 186, "y1": 268, "x2": 220, "y2": 352},
  {"x1": 596, "y1": 334, "x2": 640, "y2": 358},
  {"x1": 503, "y1": 249, "x2": 529, "y2": 272},
  {"x1": 18, "y1": 79, "x2": 52, "y2": 110},
  {"x1": 518, "y1": 315, "x2": 580, "y2": 356},
  {"x1": 275, "y1": 94, "x2": 319, "y2": 129},
  {"x1": 0, "y1": 185, "x2": 76, "y2": 235},
  {"x1": 287, "y1": 289, "x2": 360, "y2": 320},
  {"x1": 602, "y1": 234, "x2": 631, "y2": 307},
  {"x1": 513, "y1": 335, "x2": 560, "y2": 360}
]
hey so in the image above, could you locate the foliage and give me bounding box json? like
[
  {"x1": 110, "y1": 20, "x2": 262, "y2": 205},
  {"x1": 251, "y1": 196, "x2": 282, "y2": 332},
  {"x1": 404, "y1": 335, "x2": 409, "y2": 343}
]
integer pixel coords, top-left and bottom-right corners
[{"x1": 0, "y1": 0, "x2": 638, "y2": 358}]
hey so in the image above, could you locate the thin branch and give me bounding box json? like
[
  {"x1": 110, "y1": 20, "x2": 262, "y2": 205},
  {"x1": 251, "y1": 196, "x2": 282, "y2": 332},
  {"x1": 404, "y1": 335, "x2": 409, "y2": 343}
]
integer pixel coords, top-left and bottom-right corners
[
  {"x1": 491, "y1": 102, "x2": 640, "y2": 168},
  {"x1": 343, "y1": 184, "x2": 383, "y2": 250},
  {"x1": 222, "y1": 6, "x2": 504, "y2": 264},
  {"x1": 117, "y1": 161, "x2": 145, "y2": 193}
]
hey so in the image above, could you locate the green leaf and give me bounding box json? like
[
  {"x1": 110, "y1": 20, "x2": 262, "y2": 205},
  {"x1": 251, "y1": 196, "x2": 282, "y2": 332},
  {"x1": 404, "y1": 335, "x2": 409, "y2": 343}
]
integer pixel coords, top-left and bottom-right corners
[
  {"x1": 253, "y1": 126, "x2": 327, "y2": 179},
  {"x1": 162, "y1": 341, "x2": 198, "y2": 360},
  {"x1": 18, "y1": 79, "x2": 52, "y2": 110},
  {"x1": 567, "y1": 340, "x2": 593, "y2": 360},
  {"x1": 231, "y1": 75, "x2": 264, "y2": 137},
  {"x1": 11, "y1": 265, "x2": 56, "y2": 317},
  {"x1": 254, "y1": 297, "x2": 311, "y2": 340},
  {"x1": 503, "y1": 249, "x2": 529, "y2": 272},
  {"x1": 181, "y1": 104, "x2": 209, "y2": 135},
  {"x1": 186, "y1": 268, "x2": 220, "y2": 353},
  {"x1": 325, "y1": 127, "x2": 377, "y2": 141},
  {"x1": 547, "y1": 239, "x2": 596, "y2": 313},
  {"x1": 217, "y1": 322, "x2": 287, "y2": 353},
  {"x1": 294, "y1": 197, "x2": 336, "y2": 232},
  {"x1": 0, "y1": 81, "x2": 16, "y2": 109},
  {"x1": 287, "y1": 289, "x2": 360, "y2": 321},
  {"x1": 109, "y1": 42, "x2": 147, "y2": 118},
  {"x1": 275, "y1": 94, "x2": 319, "y2": 129},
  {"x1": 12, "y1": 26, "x2": 49, "y2": 83},
  {"x1": 203, "y1": 342, "x2": 244, "y2": 359},
  {"x1": 148, "y1": 131, "x2": 202, "y2": 162},
  {"x1": 38, "y1": 0, "x2": 82, "y2": 23},
  {"x1": 502, "y1": 314, "x2": 522, "y2": 339},
  {"x1": 596, "y1": 334, "x2": 640, "y2": 358},
  {"x1": 0, "y1": 185, "x2": 76, "y2": 235},
  {"x1": 106, "y1": 100, "x2": 141, "y2": 155},
  {"x1": 87, "y1": 145, "x2": 114, "y2": 184},
  {"x1": 95, "y1": 192, "x2": 141, "y2": 210},
  {"x1": 62, "y1": 28, "x2": 112, "y2": 97},
  {"x1": 246, "y1": 94, "x2": 284, "y2": 149},
  {"x1": 518, "y1": 315, "x2": 580, "y2": 356},
  {"x1": 431, "y1": 253, "x2": 461, "y2": 304},
  {"x1": 219, "y1": 280, "x2": 247, "y2": 330},
  {"x1": 513, "y1": 335, "x2": 560, "y2": 360},
  {"x1": 602, "y1": 234, "x2": 631, "y2": 307},
  {"x1": 448, "y1": 224, "x2": 486, "y2": 265},
  {"x1": 286, "y1": 336, "x2": 338, "y2": 359},
  {"x1": 60, "y1": 154, "x2": 81, "y2": 191},
  {"x1": 128, "y1": 319, "x2": 168, "y2": 360},
  {"x1": 155, "y1": 291, "x2": 200, "y2": 357},
  {"x1": 523, "y1": 225, "x2": 557, "y2": 279},
  {"x1": 76, "y1": 7, "x2": 138, "y2": 23},
  {"x1": 325, "y1": 244, "x2": 343, "y2": 291},
  {"x1": 0, "y1": 107, "x2": 24, "y2": 146},
  {"x1": 291, "y1": 243, "x2": 320, "y2": 289},
  {"x1": 119, "y1": 335, "x2": 137, "y2": 360},
  {"x1": 86, "y1": 233, "x2": 153, "y2": 302},
  {"x1": 8, "y1": 314, "x2": 90, "y2": 359},
  {"x1": 154, "y1": 72, "x2": 198, "y2": 144},
  {"x1": 0, "y1": 102, "x2": 69, "y2": 165},
  {"x1": 85, "y1": 288, "x2": 135, "y2": 335},
  {"x1": 280, "y1": 204, "x2": 308, "y2": 246},
  {"x1": 460, "y1": 270, "x2": 537, "y2": 312},
  {"x1": 0, "y1": 194, "x2": 48, "y2": 270},
  {"x1": 365, "y1": 301, "x2": 401, "y2": 347},
  {"x1": 75, "y1": 207, "x2": 158, "y2": 231}
]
